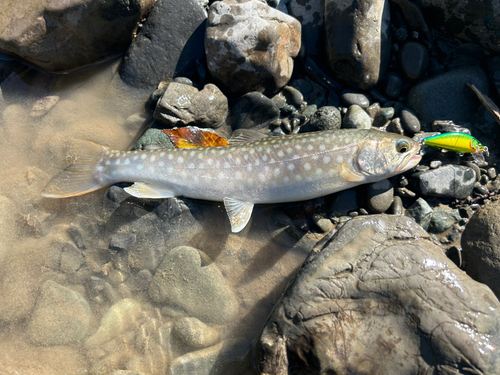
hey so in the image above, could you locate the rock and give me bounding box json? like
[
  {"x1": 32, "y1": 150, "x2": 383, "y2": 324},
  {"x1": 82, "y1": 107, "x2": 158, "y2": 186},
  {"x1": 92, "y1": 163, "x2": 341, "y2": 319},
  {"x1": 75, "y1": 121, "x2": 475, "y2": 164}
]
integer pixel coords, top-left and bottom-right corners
[
  {"x1": 431, "y1": 120, "x2": 471, "y2": 134},
  {"x1": 0, "y1": 0, "x2": 155, "y2": 73},
  {"x1": 148, "y1": 246, "x2": 238, "y2": 324},
  {"x1": 462, "y1": 200, "x2": 500, "y2": 298},
  {"x1": 85, "y1": 298, "x2": 142, "y2": 348},
  {"x1": 325, "y1": 0, "x2": 390, "y2": 89},
  {"x1": 27, "y1": 280, "x2": 90, "y2": 346},
  {"x1": 228, "y1": 92, "x2": 280, "y2": 130},
  {"x1": 173, "y1": 317, "x2": 220, "y2": 350},
  {"x1": 340, "y1": 90, "x2": 371, "y2": 109},
  {"x1": 119, "y1": 0, "x2": 207, "y2": 89},
  {"x1": 342, "y1": 105, "x2": 372, "y2": 129},
  {"x1": 288, "y1": 0, "x2": 323, "y2": 56},
  {"x1": 30, "y1": 95, "x2": 59, "y2": 118},
  {"x1": 411, "y1": 165, "x2": 476, "y2": 200},
  {"x1": 307, "y1": 106, "x2": 341, "y2": 131},
  {"x1": 408, "y1": 66, "x2": 489, "y2": 124},
  {"x1": 390, "y1": 195, "x2": 404, "y2": 215},
  {"x1": 405, "y1": 197, "x2": 433, "y2": 230},
  {"x1": 257, "y1": 215, "x2": 500, "y2": 374},
  {"x1": 428, "y1": 207, "x2": 461, "y2": 234},
  {"x1": 383, "y1": 72, "x2": 403, "y2": 99},
  {"x1": 267, "y1": 210, "x2": 304, "y2": 247},
  {"x1": 205, "y1": 0, "x2": 301, "y2": 96},
  {"x1": 280, "y1": 86, "x2": 304, "y2": 108},
  {"x1": 131, "y1": 128, "x2": 175, "y2": 151},
  {"x1": 109, "y1": 232, "x2": 137, "y2": 252},
  {"x1": 328, "y1": 188, "x2": 360, "y2": 217},
  {"x1": 153, "y1": 82, "x2": 228, "y2": 128},
  {"x1": 60, "y1": 242, "x2": 85, "y2": 275},
  {"x1": 366, "y1": 179, "x2": 394, "y2": 213},
  {"x1": 399, "y1": 41, "x2": 429, "y2": 81},
  {"x1": 400, "y1": 107, "x2": 421, "y2": 133}
]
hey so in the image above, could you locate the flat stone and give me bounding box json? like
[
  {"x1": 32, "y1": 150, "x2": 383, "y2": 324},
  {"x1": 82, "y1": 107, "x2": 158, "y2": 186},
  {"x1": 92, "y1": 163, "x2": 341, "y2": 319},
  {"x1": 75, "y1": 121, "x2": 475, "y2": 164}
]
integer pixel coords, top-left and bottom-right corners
[
  {"x1": 27, "y1": 280, "x2": 90, "y2": 346},
  {"x1": 342, "y1": 105, "x2": 372, "y2": 129},
  {"x1": 400, "y1": 107, "x2": 422, "y2": 133},
  {"x1": 340, "y1": 90, "x2": 371, "y2": 109},
  {"x1": 257, "y1": 215, "x2": 500, "y2": 374},
  {"x1": 411, "y1": 165, "x2": 476, "y2": 200}
]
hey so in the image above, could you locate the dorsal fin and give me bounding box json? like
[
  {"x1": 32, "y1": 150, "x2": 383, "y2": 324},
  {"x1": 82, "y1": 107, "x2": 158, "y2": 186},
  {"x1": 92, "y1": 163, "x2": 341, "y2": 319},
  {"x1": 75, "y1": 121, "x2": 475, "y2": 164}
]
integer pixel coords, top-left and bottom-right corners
[{"x1": 229, "y1": 129, "x2": 269, "y2": 146}]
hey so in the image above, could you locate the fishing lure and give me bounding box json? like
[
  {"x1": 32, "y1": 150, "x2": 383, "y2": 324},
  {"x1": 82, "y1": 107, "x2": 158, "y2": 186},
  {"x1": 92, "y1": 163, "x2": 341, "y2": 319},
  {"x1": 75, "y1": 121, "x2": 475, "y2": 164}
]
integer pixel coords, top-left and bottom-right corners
[{"x1": 423, "y1": 132, "x2": 486, "y2": 153}]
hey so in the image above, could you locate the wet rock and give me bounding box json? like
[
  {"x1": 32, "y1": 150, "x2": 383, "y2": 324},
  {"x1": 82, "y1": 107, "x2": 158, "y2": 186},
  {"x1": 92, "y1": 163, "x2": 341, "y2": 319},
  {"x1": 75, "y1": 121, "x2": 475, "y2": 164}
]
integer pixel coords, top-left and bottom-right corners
[
  {"x1": 148, "y1": 246, "x2": 238, "y2": 324},
  {"x1": 366, "y1": 179, "x2": 394, "y2": 213},
  {"x1": 408, "y1": 66, "x2": 489, "y2": 124},
  {"x1": 328, "y1": 189, "x2": 360, "y2": 217},
  {"x1": 229, "y1": 92, "x2": 280, "y2": 130},
  {"x1": 307, "y1": 106, "x2": 341, "y2": 131},
  {"x1": 281, "y1": 86, "x2": 304, "y2": 108},
  {"x1": 405, "y1": 197, "x2": 433, "y2": 230},
  {"x1": 120, "y1": 0, "x2": 207, "y2": 89},
  {"x1": 173, "y1": 317, "x2": 220, "y2": 351},
  {"x1": 428, "y1": 208, "x2": 461, "y2": 234},
  {"x1": 390, "y1": 195, "x2": 404, "y2": 215},
  {"x1": 205, "y1": 0, "x2": 301, "y2": 96},
  {"x1": 131, "y1": 128, "x2": 174, "y2": 151},
  {"x1": 0, "y1": 0, "x2": 155, "y2": 73},
  {"x1": 383, "y1": 72, "x2": 403, "y2": 99},
  {"x1": 85, "y1": 298, "x2": 142, "y2": 348},
  {"x1": 257, "y1": 215, "x2": 500, "y2": 374},
  {"x1": 399, "y1": 41, "x2": 429, "y2": 81},
  {"x1": 340, "y1": 90, "x2": 371, "y2": 109},
  {"x1": 387, "y1": 117, "x2": 404, "y2": 135},
  {"x1": 325, "y1": 0, "x2": 390, "y2": 90},
  {"x1": 30, "y1": 95, "x2": 59, "y2": 118},
  {"x1": 342, "y1": 105, "x2": 372, "y2": 129},
  {"x1": 400, "y1": 107, "x2": 421, "y2": 133},
  {"x1": 412, "y1": 165, "x2": 476, "y2": 200},
  {"x1": 27, "y1": 280, "x2": 90, "y2": 346},
  {"x1": 431, "y1": 120, "x2": 471, "y2": 134},
  {"x1": 153, "y1": 82, "x2": 228, "y2": 128},
  {"x1": 110, "y1": 233, "x2": 137, "y2": 252},
  {"x1": 60, "y1": 242, "x2": 85, "y2": 275},
  {"x1": 288, "y1": 0, "x2": 323, "y2": 56},
  {"x1": 372, "y1": 106, "x2": 395, "y2": 127},
  {"x1": 462, "y1": 200, "x2": 500, "y2": 298}
]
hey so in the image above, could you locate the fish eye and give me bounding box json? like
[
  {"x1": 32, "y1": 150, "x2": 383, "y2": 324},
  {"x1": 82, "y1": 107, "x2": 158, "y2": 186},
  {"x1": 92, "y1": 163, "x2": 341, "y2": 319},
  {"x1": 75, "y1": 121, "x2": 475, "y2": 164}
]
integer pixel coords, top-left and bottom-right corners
[{"x1": 396, "y1": 139, "x2": 410, "y2": 153}]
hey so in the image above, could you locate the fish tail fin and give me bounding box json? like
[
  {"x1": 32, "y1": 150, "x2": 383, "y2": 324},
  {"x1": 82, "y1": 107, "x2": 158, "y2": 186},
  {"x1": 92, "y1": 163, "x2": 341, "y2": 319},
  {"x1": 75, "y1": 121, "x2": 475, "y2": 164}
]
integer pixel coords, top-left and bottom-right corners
[{"x1": 41, "y1": 140, "x2": 111, "y2": 198}]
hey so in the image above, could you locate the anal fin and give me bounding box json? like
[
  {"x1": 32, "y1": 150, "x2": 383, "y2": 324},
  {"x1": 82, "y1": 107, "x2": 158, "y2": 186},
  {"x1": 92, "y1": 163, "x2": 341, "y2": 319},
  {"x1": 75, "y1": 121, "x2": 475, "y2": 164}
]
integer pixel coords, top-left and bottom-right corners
[
  {"x1": 223, "y1": 197, "x2": 254, "y2": 233},
  {"x1": 124, "y1": 182, "x2": 176, "y2": 199}
]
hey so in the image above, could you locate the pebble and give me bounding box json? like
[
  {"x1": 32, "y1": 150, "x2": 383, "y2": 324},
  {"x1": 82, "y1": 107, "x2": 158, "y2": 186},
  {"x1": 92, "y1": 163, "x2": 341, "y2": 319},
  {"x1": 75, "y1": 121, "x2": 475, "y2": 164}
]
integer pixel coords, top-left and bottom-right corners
[
  {"x1": 173, "y1": 317, "x2": 220, "y2": 350},
  {"x1": 340, "y1": 90, "x2": 371, "y2": 108},
  {"x1": 398, "y1": 175, "x2": 409, "y2": 187},
  {"x1": 415, "y1": 165, "x2": 430, "y2": 172},
  {"x1": 387, "y1": 117, "x2": 404, "y2": 135},
  {"x1": 399, "y1": 41, "x2": 429, "y2": 80},
  {"x1": 267, "y1": 211, "x2": 303, "y2": 247},
  {"x1": 488, "y1": 167, "x2": 497, "y2": 179},
  {"x1": 230, "y1": 92, "x2": 280, "y2": 130},
  {"x1": 109, "y1": 233, "x2": 137, "y2": 252},
  {"x1": 486, "y1": 179, "x2": 500, "y2": 192},
  {"x1": 428, "y1": 208, "x2": 462, "y2": 234},
  {"x1": 307, "y1": 106, "x2": 341, "y2": 131},
  {"x1": 462, "y1": 162, "x2": 481, "y2": 182},
  {"x1": 429, "y1": 160, "x2": 442, "y2": 169},
  {"x1": 405, "y1": 197, "x2": 433, "y2": 230},
  {"x1": 342, "y1": 105, "x2": 372, "y2": 129},
  {"x1": 479, "y1": 175, "x2": 489, "y2": 185},
  {"x1": 396, "y1": 187, "x2": 416, "y2": 198},
  {"x1": 312, "y1": 214, "x2": 333, "y2": 233},
  {"x1": 281, "y1": 86, "x2": 304, "y2": 107},
  {"x1": 400, "y1": 108, "x2": 421, "y2": 133},
  {"x1": 329, "y1": 189, "x2": 360, "y2": 217},
  {"x1": 393, "y1": 27, "x2": 408, "y2": 42},
  {"x1": 431, "y1": 120, "x2": 471, "y2": 134},
  {"x1": 383, "y1": 73, "x2": 403, "y2": 99},
  {"x1": 390, "y1": 196, "x2": 404, "y2": 215},
  {"x1": 412, "y1": 165, "x2": 476, "y2": 200},
  {"x1": 373, "y1": 107, "x2": 395, "y2": 127},
  {"x1": 60, "y1": 242, "x2": 85, "y2": 274},
  {"x1": 474, "y1": 184, "x2": 489, "y2": 196},
  {"x1": 366, "y1": 179, "x2": 394, "y2": 214}
]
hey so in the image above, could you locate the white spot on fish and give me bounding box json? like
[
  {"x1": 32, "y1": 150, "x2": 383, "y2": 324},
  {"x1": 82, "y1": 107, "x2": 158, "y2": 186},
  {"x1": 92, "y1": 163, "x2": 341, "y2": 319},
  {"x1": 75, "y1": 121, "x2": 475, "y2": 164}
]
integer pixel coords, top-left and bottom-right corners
[
  {"x1": 319, "y1": 144, "x2": 326, "y2": 151},
  {"x1": 336, "y1": 156, "x2": 343, "y2": 163},
  {"x1": 283, "y1": 176, "x2": 290, "y2": 183},
  {"x1": 159, "y1": 161, "x2": 164, "y2": 167},
  {"x1": 160, "y1": 152, "x2": 166, "y2": 157},
  {"x1": 124, "y1": 158, "x2": 130, "y2": 165},
  {"x1": 207, "y1": 158, "x2": 214, "y2": 165},
  {"x1": 307, "y1": 144, "x2": 314, "y2": 151},
  {"x1": 323, "y1": 156, "x2": 332, "y2": 164},
  {"x1": 149, "y1": 166, "x2": 155, "y2": 173},
  {"x1": 190, "y1": 151, "x2": 196, "y2": 156},
  {"x1": 188, "y1": 163, "x2": 195, "y2": 169},
  {"x1": 220, "y1": 150, "x2": 226, "y2": 155},
  {"x1": 137, "y1": 165, "x2": 144, "y2": 171},
  {"x1": 304, "y1": 163, "x2": 311, "y2": 171},
  {"x1": 235, "y1": 158, "x2": 242, "y2": 165},
  {"x1": 277, "y1": 150, "x2": 285, "y2": 158},
  {"x1": 133, "y1": 155, "x2": 138, "y2": 160},
  {"x1": 262, "y1": 155, "x2": 268, "y2": 162},
  {"x1": 105, "y1": 160, "x2": 111, "y2": 165},
  {"x1": 247, "y1": 178, "x2": 255, "y2": 186},
  {"x1": 258, "y1": 147, "x2": 263, "y2": 152},
  {"x1": 151, "y1": 155, "x2": 156, "y2": 162},
  {"x1": 258, "y1": 173, "x2": 266, "y2": 182},
  {"x1": 141, "y1": 154, "x2": 147, "y2": 160},
  {"x1": 247, "y1": 165, "x2": 253, "y2": 172},
  {"x1": 287, "y1": 164, "x2": 295, "y2": 171},
  {"x1": 178, "y1": 156, "x2": 184, "y2": 163},
  {"x1": 316, "y1": 168, "x2": 323, "y2": 175},
  {"x1": 235, "y1": 171, "x2": 243, "y2": 179},
  {"x1": 167, "y1": 167, "x2": 173, "y2": 174},
  {"x1": 274, "y1": 169, "x2": 280, "y2": 176},
  {"x1": 224, "y1": 162, "x2": 230, "y2": 168},
  {"x1": 168, "y1": 154, "x2": 174, "y2": 160},
  {"x1": 250, "y1": 149, "x2": 255, "y2": 155},
  {"x1": 295, "y1": 175, "x2": 303, "y2": 182},
  {"x1": 295, "y1": 144, "x2": 302, "y2": 150}
]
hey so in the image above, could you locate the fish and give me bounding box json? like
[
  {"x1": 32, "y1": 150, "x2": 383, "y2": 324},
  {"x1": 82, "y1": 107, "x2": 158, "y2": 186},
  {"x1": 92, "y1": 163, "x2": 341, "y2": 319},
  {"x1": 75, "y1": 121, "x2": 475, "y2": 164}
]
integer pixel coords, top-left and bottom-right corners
[
  {"x1": 41, "y1": 129, "x2": 422, "y2": 233},
  {"x1": 423, "y1": 132, "x2": 485, "y2": 153}
]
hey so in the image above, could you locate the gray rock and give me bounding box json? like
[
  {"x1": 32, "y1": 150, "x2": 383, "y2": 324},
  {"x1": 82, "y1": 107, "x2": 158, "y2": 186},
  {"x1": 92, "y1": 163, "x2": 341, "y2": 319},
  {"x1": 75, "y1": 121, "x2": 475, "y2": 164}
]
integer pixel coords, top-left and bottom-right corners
[
  {"x1": 148, "y1": 246, "x2": 238, "y2": 324},
  {"x1": 280, "y1": 86, "x2": 304, "y2": 108},
  {"x1": 109, "y1": 233, "x2": 137, "y2": 252},
  {"x1": 307, "y1": 106, "x2": 341, "y2": 131},
  {"x1": 340, "y1": 90, "x2": 371, "y2": 109},
  {"x1": 431, "y1": 120, "x2": 471, "y2": 134},
  {"x1": 462, "y1": 200, "x2": 500, "y2": 299},
  {"x1": 131, "y1": 128, "x2": 174, "y2": 151},
  {"x1": 383, "y1": 72, "x2": 403, "y2": 99},
  {"x1": 399, "y1": 41, "x2": 429, "y2": 81},
  {"x1": 405, "y1": 197, "x2": 433, "y2": 230},
  {"x1": 342, "y1": 105, "x2": 372, "y2": 129},
  {"x1": 390, "y1": 195, "x2": 404, "y2": 215},
  {"x1": 173, "y1": 317, "x2": 220, "y2": 351},
  {"x1": 366, "y1": 179, "x2": 394, "y2": 214},
  {"x1": 428, "y1": 208, "x2": 461, "y2": 234},
  {"x1": 325, "y1": 0, "x2": 390, "y2": 89},
  {"x1": 257, "y1": 215, "x2": 500, "y2": 374},
  {"x1": 153, "y1": 83, "x2": 228, "y2": 128},
  {"x1": 408, "y1": 66, "x2": 489, "y2": 124},
  {"x1": 205, "y1": 0, "x2": 301, "y2": 96},
  {"x1": 329, "y1": 189, "x2": 360, "y2": 217},
  {"x1": 60, "y1": 242, "x2": 85, "y2": 274},
  {"x1": 400, "y1": 107, "x2": 421, "y2": 133},
  {"x1": 27, "y1": 280, "x2": 90, "y2": 346},
  {"x1": 0, "y1": 0, "x2": 155, "y2": 73},
  {"x1": 411, "y1": 165, "x2": 476, "y2": 200},
  {"x1": 288, "y1": 0, "x2": 323, "y2": 56},
  {"x1": 119, "y1": 0, "x2": 207, "y2": 89},
  {"x1": 229, "y1": 92, "x2": 280, "y2": 130}
]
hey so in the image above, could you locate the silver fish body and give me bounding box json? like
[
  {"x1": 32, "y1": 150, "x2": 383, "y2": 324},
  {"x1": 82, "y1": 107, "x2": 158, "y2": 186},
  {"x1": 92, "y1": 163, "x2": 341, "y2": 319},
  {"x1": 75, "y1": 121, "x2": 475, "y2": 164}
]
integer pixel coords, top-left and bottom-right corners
[{"x1": 42, "y1": 129, "x2": 421, "y2": 232}]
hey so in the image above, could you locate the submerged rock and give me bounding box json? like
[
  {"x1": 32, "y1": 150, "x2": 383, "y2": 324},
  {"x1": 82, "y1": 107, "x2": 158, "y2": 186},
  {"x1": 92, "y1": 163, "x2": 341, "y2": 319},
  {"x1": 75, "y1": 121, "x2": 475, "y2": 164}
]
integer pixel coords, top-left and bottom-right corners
[
  {"x1": 257, "y1": 215, "x2": 500, "y2": 374},
  {"x1": 205, "y1": 0, "x2": 301, "y2": 96}
]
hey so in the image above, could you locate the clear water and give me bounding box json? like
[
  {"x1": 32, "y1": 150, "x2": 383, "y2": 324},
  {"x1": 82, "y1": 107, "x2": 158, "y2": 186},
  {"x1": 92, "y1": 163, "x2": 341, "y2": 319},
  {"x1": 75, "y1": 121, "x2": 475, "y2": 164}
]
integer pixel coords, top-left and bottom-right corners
[{"x1": 0, "y1": 60, "x2": 318, "y2": 374}]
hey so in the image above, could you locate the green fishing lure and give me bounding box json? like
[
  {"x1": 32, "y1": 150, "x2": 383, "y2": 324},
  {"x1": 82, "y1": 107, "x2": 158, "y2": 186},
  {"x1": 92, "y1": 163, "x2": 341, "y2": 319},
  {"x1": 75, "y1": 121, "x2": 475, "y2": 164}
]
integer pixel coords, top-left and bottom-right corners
[{"x1": 423, "y1": 132, "x2": 485, "y2": 153}]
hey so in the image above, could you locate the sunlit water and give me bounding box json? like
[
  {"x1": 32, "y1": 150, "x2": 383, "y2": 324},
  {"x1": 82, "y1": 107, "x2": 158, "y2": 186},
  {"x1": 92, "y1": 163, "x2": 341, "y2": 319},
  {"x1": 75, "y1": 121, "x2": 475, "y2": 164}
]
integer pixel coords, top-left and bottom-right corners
[{"x1": 0, "y1": 60, "x2": 317, "y2": 374}]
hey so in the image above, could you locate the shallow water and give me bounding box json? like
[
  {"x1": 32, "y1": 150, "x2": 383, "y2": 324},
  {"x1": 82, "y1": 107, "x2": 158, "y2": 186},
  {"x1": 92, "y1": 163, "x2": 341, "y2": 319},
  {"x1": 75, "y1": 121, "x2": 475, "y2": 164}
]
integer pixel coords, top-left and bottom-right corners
[{"x1": 0, "y1": 61, "x2": 317, "y2": 374}]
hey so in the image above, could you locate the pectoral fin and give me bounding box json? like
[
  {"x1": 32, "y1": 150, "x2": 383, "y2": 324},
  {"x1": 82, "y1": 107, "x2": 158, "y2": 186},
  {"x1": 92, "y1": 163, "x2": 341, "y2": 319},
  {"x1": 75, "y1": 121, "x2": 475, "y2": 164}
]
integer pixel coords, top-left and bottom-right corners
[
  {"x1": 340, "y1": 162, "x2": 364, "y2": 182},
  {"x1": 124, "y1": 182, "x2": 176, "y2": 198},
  {"x1": 223, "y1": 197, "x2": 254, "y2": 233}
]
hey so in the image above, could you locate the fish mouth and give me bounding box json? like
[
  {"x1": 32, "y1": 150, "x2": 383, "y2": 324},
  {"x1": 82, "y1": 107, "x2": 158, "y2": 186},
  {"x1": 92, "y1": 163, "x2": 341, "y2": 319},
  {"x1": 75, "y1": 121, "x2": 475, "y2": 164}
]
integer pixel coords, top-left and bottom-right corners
[{"x1": 396, "y1": 146, "x2": 422, "y2": 173}]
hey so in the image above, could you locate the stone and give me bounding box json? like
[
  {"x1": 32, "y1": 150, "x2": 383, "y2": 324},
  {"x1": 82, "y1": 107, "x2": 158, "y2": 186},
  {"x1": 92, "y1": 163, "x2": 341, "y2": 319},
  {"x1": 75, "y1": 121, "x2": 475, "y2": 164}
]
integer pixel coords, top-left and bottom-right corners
[
  {"x1": 85, "y1": 298, "x2": 142, "y2": 348},
  {"x1": 0, "y1": 0, "x2": 155, "y2": 73},
  {"x1": 280, "y1": 86, "x2": 304, "y2": 108},
  {"x1": 173, "y1": 317, "x2": 220, "y2": 350},
  {"x1": 30, "y1": 95, "x2": 59, "y2": 118},
  {"x1": 462, "y1": 200, "x2": 500, "y2": 299},
  {"x1": 153, "y1": 82, "x2": 228, "y2": 128},
  {"x1": 400, "y1": 107, "x2": 421, "y2": 133},
  {"x1": 288, "y1": 0, "x2": 323, "y2": 56},
  {"x1": 307, "y1": 106, "x2": 341, "y2": 131},
  {"x1": 205, "y1": 0, "x2": 301, "y2": 96},
  {"x1": 109, "y1": 232, "x2": 137, "y2": 252},
  {"x1": 383, "y1": 72, "x2": 403, "y2": 99},
  {"x1": 60, "y1": 242, "x2": 85, "y2": 274},
  {"x1": 366, "y1": 179, "x2": 394, "y2": 213},
  {"x1": 119, "y1": 0, "x2": 207, "y2": 89},
  {"x1": 398, "y1": 41, "x2": 429, "y2": 81},
  {"x1": 325, "y1": 0, "x2": 391, "y2": 90},
  {"x1": 405, "y1": 197, "x2": 433, "y2": 230},
  {"x1": 342, "y1": 105, "x2": 372, "y2": 129},
  {"x1": 257, "y1": 215, "x2": 500, "y2": 374},
  {"x1": 27, "y1": 280, "x2": 90, "y2": 346},
  {"x1": 328, "y1": 188, "x2": 360, "y2": 217},
  {"x1": 340, "y1": 90, "x2": 371, "y2": 109},
  {"x1": 408, "y1": 66, "x2": 489, "y2": 124},
  {"x1": 148, "y1": 246, "x2": 238, "y2": 324},
  {"x1": 131, "y1": 128, "x2": 174, "y2": 151},
  {"x1": 228, "y1": 92, "x2": 280, "y2": 130},
  {"x1": 390, "y1": 195, "x2": 404, "y2": 215},
  {"x1": 428, "y1": 208, "x2": 461, "y2": 234},
  {"x1": 411, "y1": 165, "x2": 476, "y2": 200}
]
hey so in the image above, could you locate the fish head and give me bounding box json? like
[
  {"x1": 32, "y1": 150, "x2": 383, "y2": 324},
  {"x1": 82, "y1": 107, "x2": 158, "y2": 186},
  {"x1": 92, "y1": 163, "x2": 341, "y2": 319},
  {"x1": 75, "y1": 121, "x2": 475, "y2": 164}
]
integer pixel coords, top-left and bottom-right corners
[{"x1": 355, "y1": 131, "x2": 422, "y2": 179}]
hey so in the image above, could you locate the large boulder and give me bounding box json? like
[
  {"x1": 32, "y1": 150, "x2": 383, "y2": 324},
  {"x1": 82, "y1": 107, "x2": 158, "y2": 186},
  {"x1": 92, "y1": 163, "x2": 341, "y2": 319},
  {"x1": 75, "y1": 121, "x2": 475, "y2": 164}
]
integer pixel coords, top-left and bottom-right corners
[
  {"x1": 205, "y1": 0, "x2": 301, "y2": 96},
  {"x1": 0, "y1": 0, "x2": 155, "y2": 73},
  {"x1": 258, "y1": 215, "x2": 500, "y2": 374}
]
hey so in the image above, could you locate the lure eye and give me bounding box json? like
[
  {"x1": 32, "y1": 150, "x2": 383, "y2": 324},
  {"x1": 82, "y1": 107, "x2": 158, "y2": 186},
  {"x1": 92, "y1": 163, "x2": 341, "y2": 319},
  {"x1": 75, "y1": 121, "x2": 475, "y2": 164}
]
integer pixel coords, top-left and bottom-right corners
[{"x1": 396, "y1": 139, "x2": 410, "y2": 153}]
